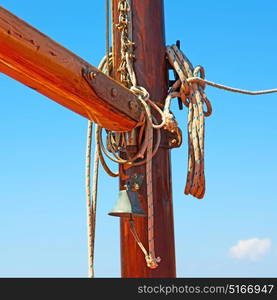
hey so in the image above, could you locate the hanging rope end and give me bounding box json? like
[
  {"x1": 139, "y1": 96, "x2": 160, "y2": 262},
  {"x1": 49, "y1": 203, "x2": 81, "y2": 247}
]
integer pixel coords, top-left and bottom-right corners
[{"x1": 145, "y1": 255, "x2": 161, "y2": 269}]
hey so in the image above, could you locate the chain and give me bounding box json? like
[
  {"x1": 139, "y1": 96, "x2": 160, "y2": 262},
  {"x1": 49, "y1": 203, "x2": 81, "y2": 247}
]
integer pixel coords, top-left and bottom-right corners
[
  {"x1": 116, "y1": 0, "x2": 135, "y2": 87},
  {"x1": 115, "y1": 0, "x2": 161, "y2": 269}
]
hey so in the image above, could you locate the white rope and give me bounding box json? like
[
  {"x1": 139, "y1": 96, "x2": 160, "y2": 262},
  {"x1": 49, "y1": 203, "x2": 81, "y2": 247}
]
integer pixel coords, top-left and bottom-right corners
[{"x1": 85, "y1": 121, "x2": 99, "y2": 278}]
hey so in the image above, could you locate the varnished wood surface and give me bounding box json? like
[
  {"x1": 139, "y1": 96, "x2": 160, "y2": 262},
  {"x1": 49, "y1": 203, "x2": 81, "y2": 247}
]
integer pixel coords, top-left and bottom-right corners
[
  {"x1": 113, "y1": 0, "x2": 176, "y2": 277},
  {"x1": 0, "y1": 6, "x2": 142, "y2": 131}
]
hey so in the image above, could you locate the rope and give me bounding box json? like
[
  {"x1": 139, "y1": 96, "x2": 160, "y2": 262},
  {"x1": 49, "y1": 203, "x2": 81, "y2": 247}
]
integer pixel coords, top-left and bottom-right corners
[
  {"x1": 166, "y1": 44, "x2": 277, "y2": 199},
  {"x1": 85, "y1": 121, "x2": 99, "y2": 278},
  {"x1": 106, "y1": 0, "x2": 110, "y2": 73},
  {"x1": 92, "y1": 54, "x2": 163, "y2": 177},
  {"x1": 129, "y1": 217, "x2": 149, "y2": 258},
  {"x1": 187, "y1": 77, "x2": 277, "y2": 95},
  {"x1": 96, "y1": 124, "x2": 119, "y2": 177},
  {"x1": 98, "y1": 117, "x2": 162, "y2": 168},
  {"x1": 114, "y1": 0, "x2": 165, "y2": 269},
  {"x1": 166, "y1": 45, "x2": 208, "y2": 199},
  {"x1": 84, "y1": 0, "x2": 112, "y2": 278},
  {"x1": 136, "y1": 94, "x2": 161, "y2": 268}
]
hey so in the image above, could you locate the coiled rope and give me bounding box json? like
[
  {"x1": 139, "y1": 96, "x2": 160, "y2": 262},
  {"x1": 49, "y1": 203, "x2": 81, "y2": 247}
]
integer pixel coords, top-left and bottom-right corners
[{"x1": 166, "y1": 44, "x2": 277, "y2": 199}]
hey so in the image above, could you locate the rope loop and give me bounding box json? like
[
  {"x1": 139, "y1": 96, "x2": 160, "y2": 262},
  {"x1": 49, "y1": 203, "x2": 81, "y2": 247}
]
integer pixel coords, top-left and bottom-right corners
[
  {"x1": 130, "y1": 85, "x2": 149, "y2": 101},
  {"x1": 202, "y1": 94, "x2": 212, "y2": 117},
  {"x1": 193, "y1": 65, "x2": 206, "y2": 89},
  {"x1": 166, "y1": 45, "x2": 211, "y2": 199},
  {"x1": 145, "y1": 255, "x2": 161, "y2": 269},
  {"x1": 180, "y1": 82, "x2": 190, "y2": 107}
]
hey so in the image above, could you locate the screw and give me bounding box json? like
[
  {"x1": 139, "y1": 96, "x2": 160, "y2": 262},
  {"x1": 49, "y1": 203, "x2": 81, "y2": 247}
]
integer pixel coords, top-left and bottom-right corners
[
  {"x1": 89, "y1": 72, "x2": 97, "y2": 80},
  {"x1": 171, "y1": 139, "x2": 177, "y2": 144},
  {"x1": 133, "y1": 183, "x2": 140, "y2": 191}
]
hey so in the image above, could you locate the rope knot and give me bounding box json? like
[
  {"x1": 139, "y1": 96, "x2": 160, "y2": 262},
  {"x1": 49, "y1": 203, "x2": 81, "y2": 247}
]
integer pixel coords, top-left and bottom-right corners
[
  {"x1": 130, "y1": 86, "x2": 150, "y2": 101},
  {"x1": 145, "y1": 254, "x2": 161, "y2": 269},
  {"x1": 193, "y1": 65, "x2": 206, "y2": 90},
  {"x1": 180, "y1": 78, "x2": 190, "y2": 96}
]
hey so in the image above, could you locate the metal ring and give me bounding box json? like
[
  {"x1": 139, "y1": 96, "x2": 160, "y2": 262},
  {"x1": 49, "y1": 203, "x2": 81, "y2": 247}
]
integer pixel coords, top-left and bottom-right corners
[
  {"x1": 202, "y1": 94, "x2": 212, "y2": 117},
  {"x1": 193, "y1": 65, "x2": 206, "y2": 89}
]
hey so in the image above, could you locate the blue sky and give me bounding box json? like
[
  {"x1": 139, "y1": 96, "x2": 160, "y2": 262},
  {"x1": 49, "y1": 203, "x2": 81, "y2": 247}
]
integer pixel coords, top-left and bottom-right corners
[{"x1": 0, "y1": 0, "x2": 276, "y2": 277}]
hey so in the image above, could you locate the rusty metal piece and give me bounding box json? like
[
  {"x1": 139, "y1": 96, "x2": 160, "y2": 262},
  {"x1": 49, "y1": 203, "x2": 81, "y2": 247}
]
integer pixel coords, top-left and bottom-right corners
[
  {"x1": 125, "y1": 129, "x2": 137, "y2": 146},
  {"x1": 82, "y1": 67, "x2": 143, "y2": 122},
  {"x1": 126, "y1": 173, "x2": 144, "y2": 191},
  {"x1": 160, "y1": 127, "x2": 182, "y2": 149}
]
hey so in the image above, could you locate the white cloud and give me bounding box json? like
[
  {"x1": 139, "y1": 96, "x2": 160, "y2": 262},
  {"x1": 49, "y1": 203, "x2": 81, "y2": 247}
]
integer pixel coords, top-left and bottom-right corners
[{"x1": 229, "y1": 238, "x2": 271, "y2": 261}]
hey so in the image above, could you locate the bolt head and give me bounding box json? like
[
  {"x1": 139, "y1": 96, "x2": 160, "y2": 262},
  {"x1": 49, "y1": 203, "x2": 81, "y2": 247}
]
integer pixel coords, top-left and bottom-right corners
[
  {"x1": 89, "y1": 72, "x2": 97, "y2": 80},
  {"x1": 111, "y1": 88, "x2": 118, "y2": 97},
  {"x1": 129, "y1": 100, "x2": 138, "y2": 112}
]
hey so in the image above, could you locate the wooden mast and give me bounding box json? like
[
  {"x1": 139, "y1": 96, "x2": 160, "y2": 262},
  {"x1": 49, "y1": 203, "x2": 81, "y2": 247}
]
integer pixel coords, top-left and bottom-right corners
[{"x1": 112, "y1": 0, "x2": 176, "y2": 277}]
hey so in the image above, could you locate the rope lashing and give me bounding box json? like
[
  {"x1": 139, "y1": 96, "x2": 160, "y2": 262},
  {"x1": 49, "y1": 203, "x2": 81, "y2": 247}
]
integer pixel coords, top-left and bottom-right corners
[
  {"x1": 166, "y1": 44, "x2": 277, "y2": 199},
  {"x1": 87, "y1": 46, "x2": 163, "y2": 273},
  {"x1": 95, "y1": 88, "x2": 162, "y2": 268}
]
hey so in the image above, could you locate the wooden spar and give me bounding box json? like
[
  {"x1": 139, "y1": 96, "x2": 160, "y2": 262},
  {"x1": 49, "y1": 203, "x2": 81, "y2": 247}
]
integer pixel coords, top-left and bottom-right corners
[
  {"x1": 112, "y1": 0, "x2": 176, "y2": 277},
  {"x1": 0, "y1": 6, "x2": 143, "y2": 132}
]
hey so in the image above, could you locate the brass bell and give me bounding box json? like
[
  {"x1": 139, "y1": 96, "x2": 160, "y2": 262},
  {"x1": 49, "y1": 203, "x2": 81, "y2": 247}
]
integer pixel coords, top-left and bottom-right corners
[{"x1": 108, "y1": 189, "x2": 146, "y2": 217}]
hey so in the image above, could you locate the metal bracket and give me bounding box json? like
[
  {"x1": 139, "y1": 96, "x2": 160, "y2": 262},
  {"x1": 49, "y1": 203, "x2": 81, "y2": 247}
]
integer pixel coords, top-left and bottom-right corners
[
  {"x1": 126, "y1": 173, "x2": 144, "y2": 191},
  {"x1": 82, "y1": 67, "x2": 143, "y2": 122},
  {"x1": 160, "y1": 127, "x2": 182, "y2": 149}
]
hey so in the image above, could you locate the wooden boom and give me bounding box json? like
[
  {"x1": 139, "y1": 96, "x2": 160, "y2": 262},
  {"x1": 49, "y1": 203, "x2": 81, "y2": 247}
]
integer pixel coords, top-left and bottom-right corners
[{"x1": 0, "y1": 6, "x2": 142, "y2": 131}]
